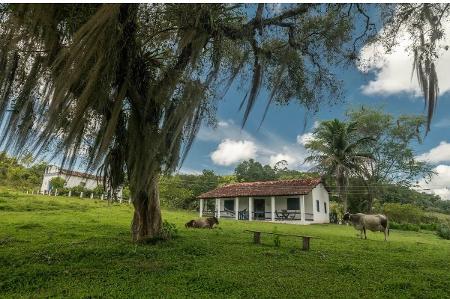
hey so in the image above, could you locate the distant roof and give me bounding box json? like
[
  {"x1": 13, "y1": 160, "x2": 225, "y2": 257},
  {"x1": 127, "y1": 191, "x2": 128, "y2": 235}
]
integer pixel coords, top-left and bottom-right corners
[
  {"x1": 197, "y1": 178, "x2": 326, "y2": 199},
  {"x1": 59, "y1": 169, "x2": 100, "y2": 181},
  {"x1": 46, "y1": 166, "x2": 100, "y2": 181}
]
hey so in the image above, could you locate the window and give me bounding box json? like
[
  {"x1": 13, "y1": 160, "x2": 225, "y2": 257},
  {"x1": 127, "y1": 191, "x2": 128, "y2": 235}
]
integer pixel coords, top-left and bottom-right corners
[
  {"x1": 324, "y1": 202, "x2": 327, "y2": 214},
  {"x1": 224, "y1": 199, "x2": 234, "y2": 211},
  {"x1": 316, "y1": 200, "x2": 320, "y2": 212},
  {"x1": 287, "y1": 198, "x2": 300, "y2": 210}
]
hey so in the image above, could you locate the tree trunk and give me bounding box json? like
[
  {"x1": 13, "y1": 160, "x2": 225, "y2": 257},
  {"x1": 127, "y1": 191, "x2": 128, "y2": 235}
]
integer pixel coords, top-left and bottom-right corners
[
  {"x1": 131, "y1": 176, "x2": 162, "y2": 242},
  {"x1": 366, "y1": 183, "x2": 374, "y2": 212},
  {"x1": 341, "y1": 185, "x2": 348, "y2": 212},
  {"x1": 337, "y1": 173, "x2": 348, "y2": 212},
  {"x1": 361, "y1": 178, "x2": 374, "y2": 213}
]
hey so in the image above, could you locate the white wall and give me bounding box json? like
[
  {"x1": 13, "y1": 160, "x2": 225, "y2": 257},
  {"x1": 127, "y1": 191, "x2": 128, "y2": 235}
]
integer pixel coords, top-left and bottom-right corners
[
  {"x1": 311, "y1": 183, "x2": 330, "y2": 224},
  {"x1": 40, "y1": 166, "x2": 123, "y2": 199},
  {"x1": 41, "y1": 173, "x2": 98, "y2": 192}
]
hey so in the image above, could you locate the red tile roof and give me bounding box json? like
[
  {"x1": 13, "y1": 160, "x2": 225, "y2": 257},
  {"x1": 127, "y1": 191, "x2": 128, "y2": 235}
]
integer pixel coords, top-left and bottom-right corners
[
  {"x1": 47, "y1": 166, "x2": 101, "y2": 181},
  {"x1": 197, "y1": 178, "x2": 325, "y2": 199},
  {"x1": 59, "y1": 169, "x2": 101, "y2": 181}
]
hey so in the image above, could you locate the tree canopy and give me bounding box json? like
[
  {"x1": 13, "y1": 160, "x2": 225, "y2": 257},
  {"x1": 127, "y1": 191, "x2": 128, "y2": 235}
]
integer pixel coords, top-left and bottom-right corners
[{"x1": 234, "y1": 158, "x2": 317, "y2": 182}]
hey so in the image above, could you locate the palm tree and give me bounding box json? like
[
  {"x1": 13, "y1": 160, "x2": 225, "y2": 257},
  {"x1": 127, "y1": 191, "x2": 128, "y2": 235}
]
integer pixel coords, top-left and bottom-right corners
[{"x1": 304, "y1": 119, "x2": 372, "y2": 212}]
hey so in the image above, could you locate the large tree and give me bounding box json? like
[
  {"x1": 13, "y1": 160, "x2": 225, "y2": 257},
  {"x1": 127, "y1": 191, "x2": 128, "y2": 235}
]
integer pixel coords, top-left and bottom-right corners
[
  {"x1": 0, "y1": 4, "x2": 374, "y2": 241},
  {"x1": 234, "y1": 159, "x2": 277, "y2": 182},
  {"x1": 304, "y1": 119, "x2": 373, "y2": 211},
  {"x1": 346, "y1": 107, "x2": 434, "y2": 211}
]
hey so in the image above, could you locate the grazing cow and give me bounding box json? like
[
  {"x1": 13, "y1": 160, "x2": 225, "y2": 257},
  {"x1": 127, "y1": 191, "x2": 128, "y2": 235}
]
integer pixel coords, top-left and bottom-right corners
[
  {"x1": 343, "y1": 212, "x2": 389, "y2": 241},
  {"x1": 185, "y1": 217, "x2": 219, "y2": 229}
]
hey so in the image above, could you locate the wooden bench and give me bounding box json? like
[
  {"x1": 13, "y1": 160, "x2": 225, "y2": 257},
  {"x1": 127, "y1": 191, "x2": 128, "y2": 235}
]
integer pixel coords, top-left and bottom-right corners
[{"x1": 244, "y1": 230, "x2": 317, "y2": 251}]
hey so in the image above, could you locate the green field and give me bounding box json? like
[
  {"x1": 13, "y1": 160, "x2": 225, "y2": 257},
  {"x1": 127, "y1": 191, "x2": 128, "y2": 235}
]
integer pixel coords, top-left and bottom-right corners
[{"x1": 1, "y1": 191, "x2": 450, "y2": 298}]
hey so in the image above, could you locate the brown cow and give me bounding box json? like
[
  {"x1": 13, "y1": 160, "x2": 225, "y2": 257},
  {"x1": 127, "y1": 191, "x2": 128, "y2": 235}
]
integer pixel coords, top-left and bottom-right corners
[{"x1": 185, "y1": 217, "x2": 219, "y2": 229}]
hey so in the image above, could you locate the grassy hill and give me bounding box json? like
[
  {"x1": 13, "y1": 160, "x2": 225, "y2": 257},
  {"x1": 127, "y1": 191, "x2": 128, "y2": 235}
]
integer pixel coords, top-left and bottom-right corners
[{"x1": 1, "y1": 190, "x2": 450, "y2": 298}]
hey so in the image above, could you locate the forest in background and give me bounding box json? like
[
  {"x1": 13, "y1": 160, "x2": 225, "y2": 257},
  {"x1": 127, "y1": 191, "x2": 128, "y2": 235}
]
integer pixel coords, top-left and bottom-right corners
[{"x1": 1, "y1": 152, "x2": 448, "y2": 215}]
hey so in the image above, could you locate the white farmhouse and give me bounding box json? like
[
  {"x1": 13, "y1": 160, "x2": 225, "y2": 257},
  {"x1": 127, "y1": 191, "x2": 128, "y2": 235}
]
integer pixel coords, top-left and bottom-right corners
[
  {"x1": 197, "y1": 178, "x2": 330, "y2": 225},
  {"x1": 40, "y1": 165, "x2": 100, "y2": 193}
]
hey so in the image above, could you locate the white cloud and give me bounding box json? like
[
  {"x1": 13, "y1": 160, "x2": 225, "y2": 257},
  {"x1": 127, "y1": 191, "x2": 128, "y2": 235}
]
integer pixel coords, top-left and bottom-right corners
[
  {"x1": 416, "y1": 141, "x2": 450, "y2": 163},
  {"x1": 433, "y1": 188, "x2": 450, "y2": 201},
  {"x1": 204, "y1": 119, "x2": 313, "y2": 170},
  {"x1": 269, "y1": 153, "x2": 297, "y2": 167},
  {"x1": 297, "y1": 132, "x2": 315, "y2": 146},
  {"x1": 196, "y1": 119, "x2": 254, "y2": 143},
  {"x1": 417, "y1": 164, "x2": 450, "y2": 200},
  {"x1": 217, "y1": 120, "x2": 229, "y2": 128},
  {"x1": 313, "y1": 120, "x2": 320, "y2": 129},
  {"x1": 359, "y1": 21, "x2": 450, "y2": 96},
  {"x1": 210, "y1": 139, "x2": 257, "y2": 166},
  {"x1": 177, "y1": 167, "x2": 202, "y2": 175}
]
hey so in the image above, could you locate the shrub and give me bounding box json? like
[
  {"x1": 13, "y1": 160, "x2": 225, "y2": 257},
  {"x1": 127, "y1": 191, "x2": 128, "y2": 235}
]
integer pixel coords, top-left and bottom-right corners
[
  {"x1": 272, "y1": 228, "x2": 281, "y2": 247},
  {"x1": 422, "y1": 214, "x2": 440, "y2": 225},
  {"x1": 383, "y1": 203, "x2": 424, "y2": 224},
  {"x1": 329, "y1": 201, "x2": 344, "y2": 224},
  {"x1": 92, "y1": 185, "x2": 105, "y2": 197},
  {"x1": 389, "y1": 222, "x2": 420, "y2": 232},
  {"x1": 419, "y1": 223, "x2": 438, "y2": 231},
  {"x1": 56, "y1": 187, "x2": 70, "y2": 196},
  {"x1": 68, "y1": 185, "x2": 90, "y2": 197},
  {"x1": 49, "y1": 177, "x2": 66, "y2": 190},
  {"x1": 158, "y1": 220, "x2": 178, "y2": 241},
  {"x1": 273, "y1": 234, "x2": 281, "y2": 247},
  {"x1": 437, "y1": 223, "x2": 450, "y2": 240}
]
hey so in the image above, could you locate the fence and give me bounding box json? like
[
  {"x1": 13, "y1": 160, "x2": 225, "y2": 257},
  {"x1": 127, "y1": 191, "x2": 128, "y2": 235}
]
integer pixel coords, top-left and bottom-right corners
[{"x1": 25, "y1": 189, "x2": 130, "y2": 204}]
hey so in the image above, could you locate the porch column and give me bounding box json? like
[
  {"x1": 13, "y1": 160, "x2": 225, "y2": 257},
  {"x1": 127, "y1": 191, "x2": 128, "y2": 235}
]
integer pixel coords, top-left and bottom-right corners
[
  {"x1": 300, "y1": 195, "x2": 305, "y2": 224},
  {"x1": 235, "y1": 197, "x2": 239, "y2": 220},
  {"x1": 271, "y1": 196, "x2": 275, "y2": 221},
  {"x1": 215, "y1": 198, "x2": 221, "y2": 218},
  {"x1": 199, "y1": 198, "x2": 204, "y2": 218},
  {"x1": 248, "y1": 197, "x2": 253, "y2": 221}
]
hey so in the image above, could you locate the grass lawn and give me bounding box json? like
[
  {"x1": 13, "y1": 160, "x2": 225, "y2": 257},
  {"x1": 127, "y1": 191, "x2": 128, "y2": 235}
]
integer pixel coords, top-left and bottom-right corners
[{"x1": 1, "y1": 190, "x2": 450, "y2": 298}]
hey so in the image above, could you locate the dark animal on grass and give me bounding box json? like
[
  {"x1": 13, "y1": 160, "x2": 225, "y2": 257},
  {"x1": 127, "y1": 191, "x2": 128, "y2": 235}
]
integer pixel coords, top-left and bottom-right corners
[
  {"x1": 185, "y1": 217, "x2": 219, "y2": 229},
  {"x1": 343, "y1": 212, "x2": 389, "y2": 241}
]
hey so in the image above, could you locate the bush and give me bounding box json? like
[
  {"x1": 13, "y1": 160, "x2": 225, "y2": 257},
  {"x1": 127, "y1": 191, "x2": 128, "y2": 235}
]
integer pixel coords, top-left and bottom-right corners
[
  {"x1": 437, "y1": 223, "x2": 450, "y2": 240},
  {"x1": 49, "y1": 177, "x2": 66, "y2": 190},
  {"x1": 389, "y1": 221, "x2": 420, "y2": 232},
  {"x1": 419, "y1": 223, "x2": 438, "y2": 231},
  {"x1": 56, "y1": 187, "x2": 70, "y2": 196},
  {"x1": 68, "y1": 185, "x2": 89, "y2": 197},
  {"x1": 329, "y1": 201, "x2": 344, "y2": 224},
  {"x1": 158, "y1": 220, "x2": 178, "y2": 241},
  {"x1": 159, "y1": 176, "x2": 194, "y2": 209},
  {"x1": 383, "y1": 203, "x2": 424, "y2": 224}
]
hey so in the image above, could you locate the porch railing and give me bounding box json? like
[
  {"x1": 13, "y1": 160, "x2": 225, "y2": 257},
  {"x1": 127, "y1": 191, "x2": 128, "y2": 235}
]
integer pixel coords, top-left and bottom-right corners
[{"x1": 203, "y1": 209, "x2": 314, "y2": 221}]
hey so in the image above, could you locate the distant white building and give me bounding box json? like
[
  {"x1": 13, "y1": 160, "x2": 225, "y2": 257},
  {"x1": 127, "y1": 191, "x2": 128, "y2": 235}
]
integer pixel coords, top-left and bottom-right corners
[
  {"x1": 40, "y1": 165, "x2": 123, "y2": 199},
  {"x1": 40, "y1": 165, "x2": 100, "y2": 193}
]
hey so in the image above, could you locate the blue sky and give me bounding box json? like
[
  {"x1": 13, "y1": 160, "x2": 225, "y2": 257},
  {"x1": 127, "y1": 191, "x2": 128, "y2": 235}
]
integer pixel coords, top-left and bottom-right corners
[
  {"x1": 182, "y1": 65, "x2": 450, "y2": 174},
  {"x1": 179, "y1": 25, "x2": 450, "y2": 199}
]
